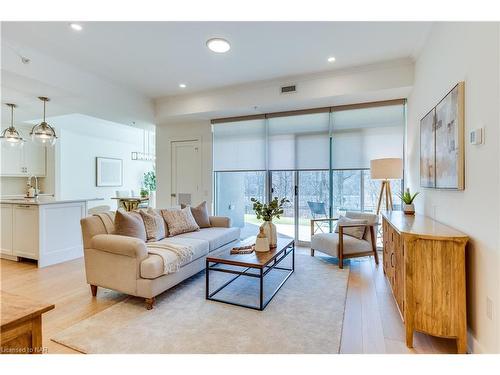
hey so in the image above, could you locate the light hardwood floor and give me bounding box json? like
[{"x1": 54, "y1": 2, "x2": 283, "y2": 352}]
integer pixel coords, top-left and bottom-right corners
[{"x1": 0, "y1": 249, "x2": 457, "y2": 354}]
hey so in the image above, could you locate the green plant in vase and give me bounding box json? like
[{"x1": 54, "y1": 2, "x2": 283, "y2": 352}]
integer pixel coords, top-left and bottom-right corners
[
  {"x1": 251, "y1": 197, "x2": 290, "y2": 248},
  {"x1": 396, "y1": 188, "x2": 419, "y2": 215}
]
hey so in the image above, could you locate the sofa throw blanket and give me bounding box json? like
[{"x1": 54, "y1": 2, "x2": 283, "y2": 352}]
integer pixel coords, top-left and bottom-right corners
[{"x1": 146, "y1": 241, "x2": 194, "y2": 275}]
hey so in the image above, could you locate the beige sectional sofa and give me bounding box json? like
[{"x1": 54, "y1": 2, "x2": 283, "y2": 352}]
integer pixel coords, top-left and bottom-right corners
[{"x1": 80, "y1": 213, "x2": 240, "y2": 309}]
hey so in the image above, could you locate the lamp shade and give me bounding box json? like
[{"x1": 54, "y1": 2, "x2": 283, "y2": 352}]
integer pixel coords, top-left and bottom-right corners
[{"x1": 370, "y1": 158, "x2": 403, "y2": 180}]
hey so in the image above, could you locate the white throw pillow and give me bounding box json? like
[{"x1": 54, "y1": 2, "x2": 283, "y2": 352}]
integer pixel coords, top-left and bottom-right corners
[{"x1": 334, "y1": 215, "x2": 368, "y2": 240}]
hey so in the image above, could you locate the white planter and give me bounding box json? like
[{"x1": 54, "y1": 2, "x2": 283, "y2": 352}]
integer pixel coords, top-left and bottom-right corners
[
  {"x1": 149, "y1": 191, "x2": 156, "y2": 208},
  {"x1": 261, "y1": 221, "x2": 277, "y2": 248},
  {"x1": 403, "y1": 203, "x2": 415, "y2": 215}
]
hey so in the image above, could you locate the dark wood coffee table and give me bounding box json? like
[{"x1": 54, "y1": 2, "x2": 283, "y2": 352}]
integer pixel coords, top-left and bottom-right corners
[{"x1": 205, "y1": 236, "x2": 294, "y2": 311}]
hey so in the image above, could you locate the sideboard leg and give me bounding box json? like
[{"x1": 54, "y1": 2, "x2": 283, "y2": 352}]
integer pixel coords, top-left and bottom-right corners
[
  {"x1": 405, "y1": 325, "x2": 414, "y2": 348},
  {"x1": 457, "y1": 335, "x2": 467, "y2": 354}
]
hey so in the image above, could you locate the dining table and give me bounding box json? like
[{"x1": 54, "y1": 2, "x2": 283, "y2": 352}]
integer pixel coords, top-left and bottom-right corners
[{"x1": 111, "y1": 197, "x2": 149, "y2": 211}]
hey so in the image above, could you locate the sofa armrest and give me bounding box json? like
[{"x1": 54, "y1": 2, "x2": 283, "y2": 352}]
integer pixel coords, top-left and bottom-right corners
[
  {"x1": 209, "y1": 216, "x2": 231, "y2": 228},
  {"x1": 91, "y1": 234, "x2": 148, "y2": 260}
]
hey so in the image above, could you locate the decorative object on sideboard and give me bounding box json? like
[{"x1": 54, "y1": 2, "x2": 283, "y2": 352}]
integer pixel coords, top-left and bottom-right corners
[
  {"x1": 255, "y1": 226, "x2": 270, "y2": 252},
  {"x1": 30, "y1": 97, "x2": 58, "y2": 147},
  {"x1": 370, "y1": 158, "x2": 403, "y2": 215},
  {"x1": 251, "y1": 196, "x2": 289, "y2": 249},
  {"x1": 396, "y1": 188, "x2": 419, "y2": 215},
  {"x1": 420, "y1": 81, "x2": 465, "y2": 190},
  {"x1": 96, "y1": 157, "x2": 123, "y2": 187},
  {"x1": 1, "y1": 103, "x2": 25, "y2": 146}
]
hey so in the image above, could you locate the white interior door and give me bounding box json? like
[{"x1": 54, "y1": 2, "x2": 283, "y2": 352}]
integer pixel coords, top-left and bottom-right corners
[{"x1": 171, "y1": 139, "x2": 202, "y2": 206}]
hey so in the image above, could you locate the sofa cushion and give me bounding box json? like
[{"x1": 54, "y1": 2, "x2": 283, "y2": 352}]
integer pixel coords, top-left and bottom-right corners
[
  {"x1": 174, "y1": 227, "x2": 240, "y2": 251},
  {"x1": 311, "y1": 232, "x2": 372, "y2": 258},
  {"x1": 113, "y1": 209, "x2": 147, "y2": 241},
  {"x1": 161, "y1": 207, "x2": 200, "y2": 236},
  {"x1": 140, "y1": 237, "x2": 209, "y2": 279},
  {"x1": 139, "y1": 208, "x2": 166, "y2": 242},
  {"x1": 181, "y1": 201, "x2": 211, "y2": 228}
]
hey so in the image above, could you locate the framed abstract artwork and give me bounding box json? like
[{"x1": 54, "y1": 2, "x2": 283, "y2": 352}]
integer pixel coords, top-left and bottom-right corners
[
  {"x1": 420, "y1": 108, "x2": 436, "y2": 188},
  {"x1": 435, "y1": 82, "x2": 465, "y2": 189},
  {"x1": 96, "y1": 157, "x2": 123, "y2": 187},
  {"x1": 419, "y1": 81, "x2": 465, "y2": 190}
]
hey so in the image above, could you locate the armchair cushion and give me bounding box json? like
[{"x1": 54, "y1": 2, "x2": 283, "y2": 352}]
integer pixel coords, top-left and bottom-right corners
[
  {"x1": 311, "y1": 232, "x2": 372, "y2": 257},
  {"x1": 334, "y1": 216, "x2": 368, "y2": 239},
  {"x1": 345, "y1": 211, "x2": 379, "y2": 241}
]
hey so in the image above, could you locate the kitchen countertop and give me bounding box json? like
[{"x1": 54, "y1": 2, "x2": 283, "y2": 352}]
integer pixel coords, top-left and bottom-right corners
[{"x1": 0, "y1": 197, "x2": 103, "y2": 205}]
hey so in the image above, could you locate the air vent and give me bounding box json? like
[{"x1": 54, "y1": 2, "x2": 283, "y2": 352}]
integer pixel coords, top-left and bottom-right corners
[{"x1": 280, "y1": 84, "x2": 297, "y2": 94}]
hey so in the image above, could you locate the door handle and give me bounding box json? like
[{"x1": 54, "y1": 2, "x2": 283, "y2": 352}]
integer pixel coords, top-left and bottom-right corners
[
  {"x1": 294, "y1": 186, "x2": 298, "y2": 196},
  {"x1": 171, "y1": 193, "x2": 176, "y2": 197}
]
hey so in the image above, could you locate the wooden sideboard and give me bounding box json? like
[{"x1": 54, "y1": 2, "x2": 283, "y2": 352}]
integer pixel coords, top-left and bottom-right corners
[{"x1": 381, "y1": 211, "x2": 469, "y2": 353}]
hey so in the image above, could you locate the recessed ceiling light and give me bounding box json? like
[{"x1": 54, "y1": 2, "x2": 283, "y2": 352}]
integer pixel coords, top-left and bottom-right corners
[
  {"x1": 179, "y1": 83, "x2": 187, "y2": 88},
  {"x1": 206, "y1": 38, "x2": 231, "y2": 53},
  {"x1": 69, "y1": 23, "x2": 83, "y2": 31},
  {"x1": 327, "y1": 56, "x2": 336, "y2": 63}
]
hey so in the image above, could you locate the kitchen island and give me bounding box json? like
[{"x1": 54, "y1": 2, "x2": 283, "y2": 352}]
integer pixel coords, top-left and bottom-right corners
[{"x1": 0, "y1": 197, "x2": 99, "y2": 267}]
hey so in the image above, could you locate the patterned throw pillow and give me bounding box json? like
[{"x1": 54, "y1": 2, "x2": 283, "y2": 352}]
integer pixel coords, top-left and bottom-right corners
[
  {"x1": 139, "y1": 208, "x2": 166, "y2": 242},
  {"x1": 334, "y1": 216, "x2": 368, "y2": 240},
  {"x1": 161, "y1": 207, "x2": 200, "y2": 237},
  {"x1": 113, "y1": 209, "x2": 147, "y2": 241},
  {"x1": 180, "y1": 201, "x2": 211, "y2": 228}
]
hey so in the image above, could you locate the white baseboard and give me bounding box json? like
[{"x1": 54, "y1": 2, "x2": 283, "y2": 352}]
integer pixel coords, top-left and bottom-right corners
[{"x1": 467, "y1": 329, "x2": 485, "y2": 354}]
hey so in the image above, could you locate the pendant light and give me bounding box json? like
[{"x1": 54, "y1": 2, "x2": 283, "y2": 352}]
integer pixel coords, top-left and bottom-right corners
[
  {"x1": 1, "y1": 103, "x2": 25, "y2": 146},
  {"x1": 30, "y1": 97, "x2": 57, "y2": 146}
]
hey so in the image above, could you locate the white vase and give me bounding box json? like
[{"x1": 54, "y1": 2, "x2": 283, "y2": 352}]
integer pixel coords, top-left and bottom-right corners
[
  {"x1": 261, "y1": 221, "x2": 277, "y2": 249},
  {"x1": 255, "y1": 236, "x2": 270, "y2": 252},
  {"x1": 149, "y1": 191, "x2": 156, "y2": 208},
  {"x1": 403, "y1": 203, "x2": 415, "y2": 215}
]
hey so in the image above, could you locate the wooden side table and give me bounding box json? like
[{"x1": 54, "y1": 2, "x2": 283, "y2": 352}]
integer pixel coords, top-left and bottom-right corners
[{"x1": 1, "y1": 291, "x2": 55, "y2": 354}]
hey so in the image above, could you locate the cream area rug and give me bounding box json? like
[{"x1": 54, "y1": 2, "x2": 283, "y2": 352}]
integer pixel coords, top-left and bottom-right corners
[{"x1": 52, "y1": 251, "x2": 349, "y2": 354}]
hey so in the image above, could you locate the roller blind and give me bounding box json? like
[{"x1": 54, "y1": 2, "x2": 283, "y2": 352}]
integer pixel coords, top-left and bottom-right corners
[
  {"x1": 213, "y1": 119, "x2": 266, "y2": 171},
  {"x1": 331, "y1": 104, "x2": 404, "y2": 169},
  {"x1": 267, "y1": 112, "x2": 331, "y2": 170}
]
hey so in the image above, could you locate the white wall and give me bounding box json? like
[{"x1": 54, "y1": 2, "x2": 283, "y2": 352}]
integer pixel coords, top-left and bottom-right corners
[
  {"x1": 407, "y1": 22, "x2": 500, "y2": 353},
  {"x1": 56, "y1": 115, "x2": 154, "y2": 209}
]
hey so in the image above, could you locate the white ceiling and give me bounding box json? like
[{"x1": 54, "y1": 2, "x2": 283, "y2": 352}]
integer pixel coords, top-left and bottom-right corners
[{"x1": 2, "y1": 22, "x2": 432, "y2": 98}]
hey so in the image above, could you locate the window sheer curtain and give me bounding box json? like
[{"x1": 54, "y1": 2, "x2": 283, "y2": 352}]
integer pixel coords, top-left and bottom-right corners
[{"x1": 212, "y1": 103, "x2": 405, "y2": 239}]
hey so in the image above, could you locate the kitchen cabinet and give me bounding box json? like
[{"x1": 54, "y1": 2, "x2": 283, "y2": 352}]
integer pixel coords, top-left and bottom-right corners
[
  {"x1": 0, "y1": 199, "x2": 88, "y2": 267},
  {"x1": 0, "y1": 127, "x2": 46, "y2": 177},
  {"x1": 12, "y1": 204, "x2": 39, "y2": 260},
  {"x1": 0, "y1": 204, "x2": 14, "y2": 257}
]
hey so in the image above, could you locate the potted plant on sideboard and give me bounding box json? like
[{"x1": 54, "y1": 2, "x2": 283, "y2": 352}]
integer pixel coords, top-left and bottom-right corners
[
  {"x1": 397, "y1": 188, "x2": 419, "y2": 215},
  {"x1": 250, "y1": 197, "x2": 289, "y2": 248}
]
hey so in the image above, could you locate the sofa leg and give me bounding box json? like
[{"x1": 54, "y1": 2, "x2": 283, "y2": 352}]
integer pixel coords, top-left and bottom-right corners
[
  {"x1": 310, "y1": 249, "x2": 315, "y2": 256},
  {"x1": 90, "y1": 285, "x2": 98, "y2": 297},
  {"x1": 145, "y1": 297, "x2": 155, "y2": 310}
]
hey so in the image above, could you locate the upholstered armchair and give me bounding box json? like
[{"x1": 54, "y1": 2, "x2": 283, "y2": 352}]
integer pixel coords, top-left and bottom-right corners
[{"x1": 310, "y1": 211, "x2": 379, "y2": 269}]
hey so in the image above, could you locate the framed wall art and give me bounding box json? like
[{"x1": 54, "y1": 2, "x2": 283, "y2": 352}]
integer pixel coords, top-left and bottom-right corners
[
  {"x1": 419, "y1": 81, "x2": 465, "y2": 190},
  {"x1": 96, "y1": 157, "x2": 123, "y2": 187}
]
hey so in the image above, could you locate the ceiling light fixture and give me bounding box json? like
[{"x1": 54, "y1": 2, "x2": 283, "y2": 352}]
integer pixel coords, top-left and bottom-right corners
[
  {"x1": 327, "y1": 56, "x2": 336, "y2": 63},
  {"x1": 30, "y1": 97, "x2": 57, "y2": 147},
  {"x1": 179, "y1": 83, "x2": 187, "y2": 88},
  {"x1": 206, "y1": 38, "x2": 231, "y2": 53},
  {"x1": 70, "y1": 23, "x2": 83, "y2": 31},
  {"x1": 0, "y1": 103, "x2": 25, "y2": 147}
]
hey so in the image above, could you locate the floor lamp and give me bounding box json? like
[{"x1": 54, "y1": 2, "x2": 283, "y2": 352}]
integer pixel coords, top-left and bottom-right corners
[{"x1": 370, "y1": 158, "x2": 403, "y2": 215}]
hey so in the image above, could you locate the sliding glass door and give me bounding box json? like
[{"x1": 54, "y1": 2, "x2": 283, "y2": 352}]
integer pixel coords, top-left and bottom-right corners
[{"x1": 213, "y1": 100, "x2": 405, "y2": 244}]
